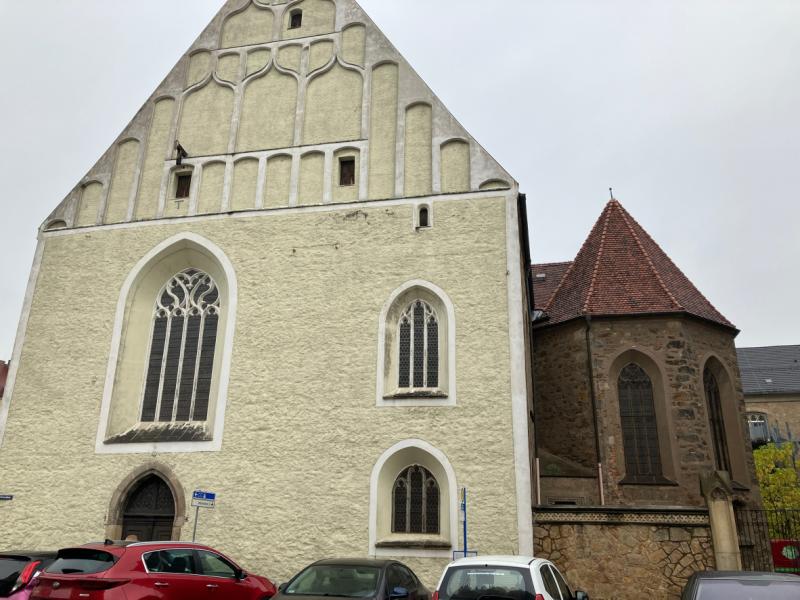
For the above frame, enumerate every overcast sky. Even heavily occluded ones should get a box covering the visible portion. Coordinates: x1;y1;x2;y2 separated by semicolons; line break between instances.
1;0;798;359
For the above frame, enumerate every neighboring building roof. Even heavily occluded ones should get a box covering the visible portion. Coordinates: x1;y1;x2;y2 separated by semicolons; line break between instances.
737;345;800;395
0;360;8;399
531;199;735;330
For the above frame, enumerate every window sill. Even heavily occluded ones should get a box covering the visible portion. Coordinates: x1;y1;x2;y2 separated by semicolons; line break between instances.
384;390;448;400
104;422;211;444
619;476;679;486
376;536;451;550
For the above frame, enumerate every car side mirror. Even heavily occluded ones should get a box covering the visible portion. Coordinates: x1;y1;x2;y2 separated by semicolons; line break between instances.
574;591;589;600
235;569;247;580
390;587;410;600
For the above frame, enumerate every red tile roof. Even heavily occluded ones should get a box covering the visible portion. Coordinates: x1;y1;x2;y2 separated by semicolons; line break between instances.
532;200;735;330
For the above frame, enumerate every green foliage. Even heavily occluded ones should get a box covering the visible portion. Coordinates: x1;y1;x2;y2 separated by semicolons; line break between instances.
753;442;800;511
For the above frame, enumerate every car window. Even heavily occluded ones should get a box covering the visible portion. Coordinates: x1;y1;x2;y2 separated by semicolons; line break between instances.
45;549;116;575
397;565;418;590
197;551;237;578
387;565;405;592
440;566;533;600
285;565;382;598
696;579;800;600
549;566;572;600
0;558;30;596
539;566;561;600
143;549;197;575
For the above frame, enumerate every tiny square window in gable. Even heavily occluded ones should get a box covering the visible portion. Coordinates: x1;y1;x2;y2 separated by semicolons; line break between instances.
339;157;356;186
175;173;192;199
289;10;303;29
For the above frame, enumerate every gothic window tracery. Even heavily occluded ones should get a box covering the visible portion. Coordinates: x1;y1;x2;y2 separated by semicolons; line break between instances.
618;363;663;481
392;465;440;534
398;300;439;389
141;269;220;423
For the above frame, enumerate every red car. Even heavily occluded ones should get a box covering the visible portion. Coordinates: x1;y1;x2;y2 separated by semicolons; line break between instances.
31;541;276;600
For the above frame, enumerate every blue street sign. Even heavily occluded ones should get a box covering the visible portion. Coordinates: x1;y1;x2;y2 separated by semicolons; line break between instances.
0;495;13;501
192;490;216;509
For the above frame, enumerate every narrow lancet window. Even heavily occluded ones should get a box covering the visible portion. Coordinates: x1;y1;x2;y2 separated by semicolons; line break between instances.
618;363;663;481
704;368;731;473
289;10;303;29
141;269;220;423
398;300;439;389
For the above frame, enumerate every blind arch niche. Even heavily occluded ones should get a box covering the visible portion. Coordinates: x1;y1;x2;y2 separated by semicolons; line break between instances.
96;233;237;454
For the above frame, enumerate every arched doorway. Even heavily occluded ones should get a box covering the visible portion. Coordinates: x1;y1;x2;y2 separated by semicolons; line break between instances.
121;475;176;541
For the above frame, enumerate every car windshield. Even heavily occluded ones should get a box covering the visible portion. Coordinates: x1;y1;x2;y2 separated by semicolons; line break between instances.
45;549;116;575
440;566;533;600
697;579;800;600
284;565;382;598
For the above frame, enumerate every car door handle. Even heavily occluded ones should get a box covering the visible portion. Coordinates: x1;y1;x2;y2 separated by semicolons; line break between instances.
207;583;219;588
154;582;170;587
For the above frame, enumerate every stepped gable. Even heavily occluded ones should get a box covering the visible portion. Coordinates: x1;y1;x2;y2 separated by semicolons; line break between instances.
42;0;514;231
536;199;735;330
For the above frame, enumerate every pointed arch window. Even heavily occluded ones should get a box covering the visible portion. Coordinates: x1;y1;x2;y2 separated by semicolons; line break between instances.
704;368;731;473
392;466;440;534
618;363;663;481
398;300;439;389
141;269;220;423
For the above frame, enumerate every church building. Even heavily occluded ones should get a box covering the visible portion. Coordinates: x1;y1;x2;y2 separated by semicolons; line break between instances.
0;0;533;585
0;1;763;598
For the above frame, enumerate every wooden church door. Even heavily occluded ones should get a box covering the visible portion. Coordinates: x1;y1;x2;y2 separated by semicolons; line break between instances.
121;475;175;541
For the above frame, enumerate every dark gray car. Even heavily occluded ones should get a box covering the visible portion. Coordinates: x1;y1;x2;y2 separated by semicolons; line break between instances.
681;571;800;600
274;559;431;600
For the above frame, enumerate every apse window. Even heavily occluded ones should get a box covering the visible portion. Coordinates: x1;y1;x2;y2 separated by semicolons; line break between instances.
175;173;192;199
339;157;356;186
289;10;303;29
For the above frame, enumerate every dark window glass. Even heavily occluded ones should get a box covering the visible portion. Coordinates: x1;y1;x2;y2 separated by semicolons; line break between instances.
0;558;29;596
197;551;236;578
550;566;572;600
141;269;220;424
46;550;116;575
397;300;439;390
339;158;356;186
696;579;800;600
748;413;769;446
440;566;532;600
392;465;439;534
176;173;192;199
143;549;196;574
618;363;663;480
539;566;561;600
704;369;731;472
419;207;429;227
289;10;302;29
285;565;381;598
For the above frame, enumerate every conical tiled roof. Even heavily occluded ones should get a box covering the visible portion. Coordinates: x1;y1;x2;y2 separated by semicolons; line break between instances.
533;199;735;330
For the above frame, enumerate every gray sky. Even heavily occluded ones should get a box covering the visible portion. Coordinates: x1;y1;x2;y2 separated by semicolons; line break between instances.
1;0;798;359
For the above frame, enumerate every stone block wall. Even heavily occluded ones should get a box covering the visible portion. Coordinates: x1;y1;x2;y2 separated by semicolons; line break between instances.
534;315;762;510
534;508;715;600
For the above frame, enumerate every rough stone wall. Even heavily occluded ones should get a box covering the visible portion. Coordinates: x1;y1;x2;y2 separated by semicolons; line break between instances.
534;521;715;600
533;321;598;473
745;394;800;441
0;195;520;587
534;315;761;510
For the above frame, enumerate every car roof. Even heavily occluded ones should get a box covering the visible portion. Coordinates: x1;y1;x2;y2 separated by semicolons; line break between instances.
446;555;538;568
692;571;800;582
311;558;397;568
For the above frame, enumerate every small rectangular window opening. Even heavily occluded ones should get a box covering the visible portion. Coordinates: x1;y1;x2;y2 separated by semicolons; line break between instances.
175;173;192;199
339;157;356;186
418;206;430;228
289;10;303;29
